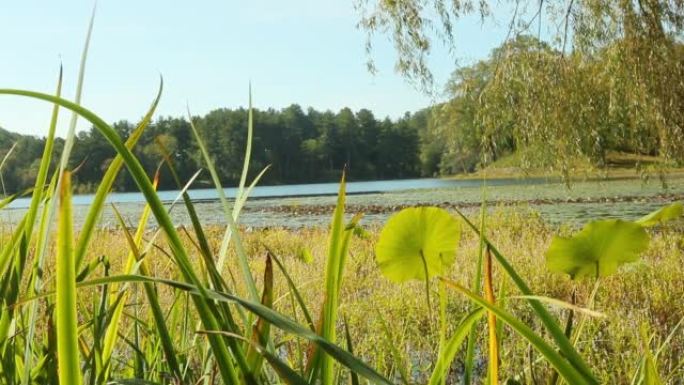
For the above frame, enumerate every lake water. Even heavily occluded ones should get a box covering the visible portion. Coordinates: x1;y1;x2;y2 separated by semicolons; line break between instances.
2;175;683;229
7;177;551;208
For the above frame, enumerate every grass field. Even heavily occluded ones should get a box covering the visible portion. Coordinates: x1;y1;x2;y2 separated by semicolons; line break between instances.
17;207;678;384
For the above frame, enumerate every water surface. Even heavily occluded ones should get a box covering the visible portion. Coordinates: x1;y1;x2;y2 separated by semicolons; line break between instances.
2;176;682;229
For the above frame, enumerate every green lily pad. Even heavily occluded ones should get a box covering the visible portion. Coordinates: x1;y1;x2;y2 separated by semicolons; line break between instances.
375;207;460;283
546;219;649;279
635;202;683;227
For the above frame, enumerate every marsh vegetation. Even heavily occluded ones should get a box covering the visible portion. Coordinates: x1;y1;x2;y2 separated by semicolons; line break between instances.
1;1;684;384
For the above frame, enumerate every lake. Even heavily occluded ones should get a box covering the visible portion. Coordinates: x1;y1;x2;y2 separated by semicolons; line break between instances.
2;175;683;229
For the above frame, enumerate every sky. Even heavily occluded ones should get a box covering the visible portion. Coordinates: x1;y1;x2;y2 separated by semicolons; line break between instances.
0;1;512;137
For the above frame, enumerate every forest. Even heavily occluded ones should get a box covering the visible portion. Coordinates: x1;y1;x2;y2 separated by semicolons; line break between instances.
0;105;427;193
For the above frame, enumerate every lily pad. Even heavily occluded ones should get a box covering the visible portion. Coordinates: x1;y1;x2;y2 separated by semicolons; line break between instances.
635;202;683;227
546;219;649;279
375;207;460;283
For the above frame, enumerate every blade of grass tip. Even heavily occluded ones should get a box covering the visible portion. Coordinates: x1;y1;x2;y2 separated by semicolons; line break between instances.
0;142;17;196
234;165;270;216
216;87;263;263
74;79;163;270
0;90;241;385
0;189;30;211
464;199;486;385
245;253;274;376
336;213;363;294
51;2;95;218
428;307;486;385
319;171;347;385
484;247;499;385
453;208;598;384
32;5;96;324
236;83;253;208
21;65;63;385
55;171;82;385
441;278;592;385
187;107;259;303
24;65;62;243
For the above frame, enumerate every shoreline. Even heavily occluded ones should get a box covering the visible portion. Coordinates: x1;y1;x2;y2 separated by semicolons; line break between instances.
447;166;684;181
246;191;684;216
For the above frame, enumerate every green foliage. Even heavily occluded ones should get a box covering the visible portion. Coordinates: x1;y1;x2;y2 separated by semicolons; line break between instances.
375;206;460;283
547;202;683;281
546;219;650;279
636;202;683;227
442;279;595;385
358;0;684;176
0;106;427;194
55;171;82;385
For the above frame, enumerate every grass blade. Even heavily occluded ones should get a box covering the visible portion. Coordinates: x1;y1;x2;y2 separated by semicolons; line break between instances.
453;208;598;384
245;253;274;375
100;168;161;380
265;247;315;331
428;307;485;385
484;247;499;384
21;64;63;385
320;171;347;385
0;142;17;196
55;171;82;385
188;106;259;302
0;88;240;385
199;331;309;385
109;204;182;381
464;198;486;385
74;80;162;269
31;273;394;385
343;318;360;385
441;278;592;385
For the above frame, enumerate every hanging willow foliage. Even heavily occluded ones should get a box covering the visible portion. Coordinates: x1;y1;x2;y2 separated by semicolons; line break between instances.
356;0;684;176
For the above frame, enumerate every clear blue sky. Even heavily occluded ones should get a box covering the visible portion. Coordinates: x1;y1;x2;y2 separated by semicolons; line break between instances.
0;1;511;137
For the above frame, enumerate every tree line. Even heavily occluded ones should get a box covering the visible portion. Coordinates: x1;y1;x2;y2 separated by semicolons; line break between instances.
0;106;430;194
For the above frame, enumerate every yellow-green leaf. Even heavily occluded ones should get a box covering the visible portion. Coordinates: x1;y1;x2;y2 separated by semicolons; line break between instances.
636;202;683;227
375;207;460;283
546;219;649;279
